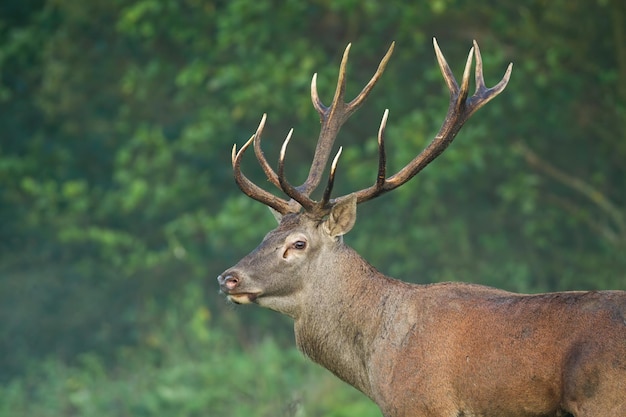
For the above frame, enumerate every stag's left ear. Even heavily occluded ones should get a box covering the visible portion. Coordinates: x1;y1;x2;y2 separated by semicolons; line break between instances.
323;194;357;237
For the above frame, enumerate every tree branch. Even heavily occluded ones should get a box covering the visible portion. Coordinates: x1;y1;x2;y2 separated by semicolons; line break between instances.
514;141;626;241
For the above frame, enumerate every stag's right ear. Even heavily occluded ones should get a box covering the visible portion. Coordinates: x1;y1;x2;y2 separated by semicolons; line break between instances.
269;207;283;224
323;194;357;237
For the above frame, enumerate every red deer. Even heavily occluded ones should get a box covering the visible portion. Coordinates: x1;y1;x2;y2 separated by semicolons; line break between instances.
217;39;626;417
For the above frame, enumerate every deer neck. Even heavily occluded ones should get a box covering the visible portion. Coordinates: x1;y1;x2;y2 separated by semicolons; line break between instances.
293;243;410;398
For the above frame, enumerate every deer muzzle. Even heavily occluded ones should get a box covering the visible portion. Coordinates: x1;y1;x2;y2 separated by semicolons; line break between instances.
217;272;260;304
217;273;240;291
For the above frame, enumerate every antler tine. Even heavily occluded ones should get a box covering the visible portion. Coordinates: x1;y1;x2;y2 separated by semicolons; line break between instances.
468;40;513;112
347;43;395;114
310;44;352;122
252;114;281;189
232;136;294;214
351;38;512;204
320;147;343;209
376;109;389;188
457;45;474;110
277;129;317;212
328;109;388;207
300;42;396;196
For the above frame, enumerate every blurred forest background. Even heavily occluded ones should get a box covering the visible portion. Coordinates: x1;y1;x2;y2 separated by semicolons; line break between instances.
1;0;625;416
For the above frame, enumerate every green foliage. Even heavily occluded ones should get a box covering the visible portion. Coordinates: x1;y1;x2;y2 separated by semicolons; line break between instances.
0;285;380;417
0;0;625;413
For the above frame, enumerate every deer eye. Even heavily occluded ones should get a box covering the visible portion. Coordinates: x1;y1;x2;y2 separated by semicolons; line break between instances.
292;240;307;250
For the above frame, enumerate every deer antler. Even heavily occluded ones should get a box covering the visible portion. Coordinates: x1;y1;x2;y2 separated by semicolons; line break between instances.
347;39;513;205
232;39;512;216
233;42;394;215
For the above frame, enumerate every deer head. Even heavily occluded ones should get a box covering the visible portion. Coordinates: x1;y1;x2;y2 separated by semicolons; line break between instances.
218;39;512;318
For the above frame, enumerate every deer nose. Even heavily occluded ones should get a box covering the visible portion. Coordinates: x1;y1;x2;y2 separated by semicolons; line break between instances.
217;273;240;291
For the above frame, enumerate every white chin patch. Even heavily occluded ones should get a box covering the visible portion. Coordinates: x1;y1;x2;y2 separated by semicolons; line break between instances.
228;294;255;304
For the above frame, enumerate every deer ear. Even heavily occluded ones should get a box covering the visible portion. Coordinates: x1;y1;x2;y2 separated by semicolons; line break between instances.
323;194;357;237
269;207;283;224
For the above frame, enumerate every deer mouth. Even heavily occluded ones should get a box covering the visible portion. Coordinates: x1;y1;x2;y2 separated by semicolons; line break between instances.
227;292;260;304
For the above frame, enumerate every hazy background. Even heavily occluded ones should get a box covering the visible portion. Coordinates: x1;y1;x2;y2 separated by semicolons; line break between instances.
1;0;624;415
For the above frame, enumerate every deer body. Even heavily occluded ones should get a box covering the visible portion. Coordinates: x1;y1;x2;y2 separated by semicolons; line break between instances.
218;40;626;416
223;211;626;416
300;274;626;417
